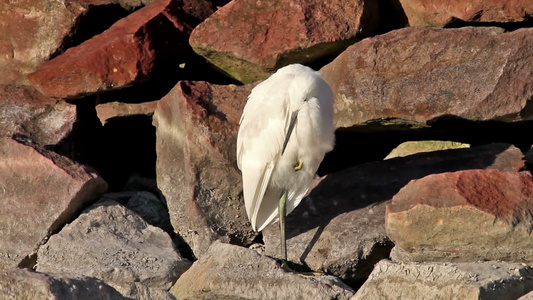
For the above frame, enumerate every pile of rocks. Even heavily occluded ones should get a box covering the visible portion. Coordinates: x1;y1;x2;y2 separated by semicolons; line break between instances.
1;0;533;299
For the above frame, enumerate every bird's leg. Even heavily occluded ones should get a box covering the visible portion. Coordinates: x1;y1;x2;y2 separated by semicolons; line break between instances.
293;159;303;171
279;190;290;271
278;190;323;277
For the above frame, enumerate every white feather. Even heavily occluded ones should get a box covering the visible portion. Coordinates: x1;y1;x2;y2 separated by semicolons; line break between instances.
237;64;335;232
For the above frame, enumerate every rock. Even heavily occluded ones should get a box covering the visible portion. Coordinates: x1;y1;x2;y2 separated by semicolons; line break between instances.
352;260;533;300
0;0;151;86
170;241;354;300
399;0;533;27
386;169;533;263
189;0;379;83
36;200;190;290
114;283;177;300
263;143;524;284
0;268;126;300
96;101;158;125
28;0;215;99
126;191;174;233
0;85;76;145
385;140;470;159
153;81;255;258
520;290;533;300
321;27;533;129
0;135;107;270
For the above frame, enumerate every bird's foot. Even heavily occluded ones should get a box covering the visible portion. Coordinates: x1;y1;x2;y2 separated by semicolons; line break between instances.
280;260;323;277
293;159;303;171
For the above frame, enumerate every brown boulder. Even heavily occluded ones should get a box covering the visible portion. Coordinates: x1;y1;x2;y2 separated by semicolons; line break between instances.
399;0;533;27
386;169;533;263
28;0;215;99
0;85;76;145
321;27;533;129
0;135;107;270
189;0;379;83
153;81;255;258
263;143;524;284
96;101;158;125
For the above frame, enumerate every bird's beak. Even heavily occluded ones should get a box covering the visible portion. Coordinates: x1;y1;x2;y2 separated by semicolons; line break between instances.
281;111;298;156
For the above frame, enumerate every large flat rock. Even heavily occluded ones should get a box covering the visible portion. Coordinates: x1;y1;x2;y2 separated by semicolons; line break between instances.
0;135;107;270
190;0;378;83
171;241;354;300
352;260;533;300
321;27;533;129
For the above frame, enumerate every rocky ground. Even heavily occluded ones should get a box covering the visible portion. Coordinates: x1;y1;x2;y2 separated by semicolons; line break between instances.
1;0;533;299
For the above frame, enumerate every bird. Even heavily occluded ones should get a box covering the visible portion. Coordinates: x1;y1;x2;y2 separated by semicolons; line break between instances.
236;63;335;270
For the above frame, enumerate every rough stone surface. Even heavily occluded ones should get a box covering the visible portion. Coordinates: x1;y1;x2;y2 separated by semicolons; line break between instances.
0;0;152;86
352;260;533;300
153;81;255;258
0;268;126;300
171;241;354;300
0;85;76;145
386;169;533;263
0;135;107;270
0;0;83;85
321;27;533;129
399;0;533;27
385;140;470;159
113;283;177;300
28;0;215;99
96;101;158;125
190;0;379;83
520;290;533;300
36;200;190;290
263;143;524;283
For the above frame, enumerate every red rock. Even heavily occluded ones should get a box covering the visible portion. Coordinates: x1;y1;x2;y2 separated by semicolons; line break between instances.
189;0;379;83
0;85;76;145
0;136;107;270
386;169;533;263
28;0;215;99
321;27;533;129
153;81;255;258
0;0;151;86
399;0;533;27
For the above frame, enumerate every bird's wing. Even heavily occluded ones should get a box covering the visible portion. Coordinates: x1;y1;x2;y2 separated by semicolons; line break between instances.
237;73;295;231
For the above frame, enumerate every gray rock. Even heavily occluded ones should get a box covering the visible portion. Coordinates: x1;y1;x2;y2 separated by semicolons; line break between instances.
114;283;177;300
171;241;354;300
0;135;107;270
520;290;533;300
36;200;191;290
0;268;126;300
263;143;524;283
352;260;533;300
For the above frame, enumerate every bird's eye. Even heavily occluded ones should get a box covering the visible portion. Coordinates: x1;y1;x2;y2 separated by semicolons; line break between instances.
303;98;309;102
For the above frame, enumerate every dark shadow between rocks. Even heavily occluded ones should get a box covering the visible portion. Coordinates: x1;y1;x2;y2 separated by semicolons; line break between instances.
443;17;533;32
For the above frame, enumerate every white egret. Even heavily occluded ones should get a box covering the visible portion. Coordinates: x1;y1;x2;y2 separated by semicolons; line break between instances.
237;64;335;270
